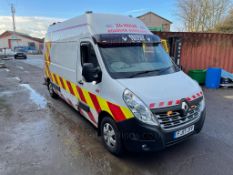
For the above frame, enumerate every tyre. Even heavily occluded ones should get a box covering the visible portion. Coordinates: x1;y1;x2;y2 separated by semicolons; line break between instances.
48;81;58;99
101;117;123;156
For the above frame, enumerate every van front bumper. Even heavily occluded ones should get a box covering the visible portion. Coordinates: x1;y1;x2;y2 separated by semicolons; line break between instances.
117;109;206;152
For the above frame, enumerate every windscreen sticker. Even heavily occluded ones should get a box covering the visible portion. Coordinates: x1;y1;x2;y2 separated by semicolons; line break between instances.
143;43;154;53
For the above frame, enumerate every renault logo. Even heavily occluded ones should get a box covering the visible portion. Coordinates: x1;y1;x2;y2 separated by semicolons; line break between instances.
181;101;189;116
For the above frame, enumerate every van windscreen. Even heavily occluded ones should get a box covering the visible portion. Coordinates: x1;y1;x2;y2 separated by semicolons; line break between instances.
98;42;179;79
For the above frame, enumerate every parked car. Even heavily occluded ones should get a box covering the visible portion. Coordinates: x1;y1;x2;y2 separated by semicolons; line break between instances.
14;47;27;59
0;48;15;57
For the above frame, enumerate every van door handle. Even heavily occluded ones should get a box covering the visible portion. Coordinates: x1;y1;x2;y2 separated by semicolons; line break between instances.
78;80;84;85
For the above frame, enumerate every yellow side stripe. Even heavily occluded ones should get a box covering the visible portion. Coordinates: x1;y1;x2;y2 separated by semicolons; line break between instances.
120;106;133;119
63;79;70;93
55;74;62;88
82;89;95;110
71;82;80;100
96;96;114;117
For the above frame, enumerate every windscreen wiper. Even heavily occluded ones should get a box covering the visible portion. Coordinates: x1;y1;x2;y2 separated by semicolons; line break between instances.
127;67;171;78
128;70;160;78
157;66;171;74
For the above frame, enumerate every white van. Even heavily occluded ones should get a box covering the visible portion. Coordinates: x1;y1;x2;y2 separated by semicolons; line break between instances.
44;12;206;155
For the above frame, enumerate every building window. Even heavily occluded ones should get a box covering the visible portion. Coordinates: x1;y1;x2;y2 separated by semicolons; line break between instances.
28;42;36;49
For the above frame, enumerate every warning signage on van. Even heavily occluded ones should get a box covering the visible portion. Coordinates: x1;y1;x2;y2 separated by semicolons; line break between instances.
106;23;149;34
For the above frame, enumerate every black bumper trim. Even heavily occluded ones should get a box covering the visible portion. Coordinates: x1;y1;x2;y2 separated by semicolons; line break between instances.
117;109;206;152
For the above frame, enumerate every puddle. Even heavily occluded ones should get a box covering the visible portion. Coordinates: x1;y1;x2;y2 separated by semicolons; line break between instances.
7;77;21;82
20;84;47;109
15;77;21;81
0;91;15;97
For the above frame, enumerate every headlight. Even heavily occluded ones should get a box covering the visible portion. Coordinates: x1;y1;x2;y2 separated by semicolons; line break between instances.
123;89;158;126
200;96;205;111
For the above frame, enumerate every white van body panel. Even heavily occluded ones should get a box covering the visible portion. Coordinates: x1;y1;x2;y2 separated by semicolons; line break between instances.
117;71;202;107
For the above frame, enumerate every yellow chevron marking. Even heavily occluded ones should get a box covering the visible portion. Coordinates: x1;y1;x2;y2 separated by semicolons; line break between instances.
47;42;51;50
63;79;70;92
45;69;49;78
45;46;49;61
120;106;133;119
82;89;95;110
71;82;80;100
55;74;62;87
52;73;57;85
49;70;55;82
97;96;113;117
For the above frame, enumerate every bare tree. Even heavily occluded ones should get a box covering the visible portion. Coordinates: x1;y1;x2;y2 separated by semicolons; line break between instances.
214;8;233;33
176;0;230;32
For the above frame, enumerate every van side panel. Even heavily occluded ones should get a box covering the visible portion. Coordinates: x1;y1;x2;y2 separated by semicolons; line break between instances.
50;41;77;83
44;42;133;127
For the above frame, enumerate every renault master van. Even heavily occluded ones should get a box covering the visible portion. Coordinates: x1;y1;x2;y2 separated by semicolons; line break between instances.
44;12;206;155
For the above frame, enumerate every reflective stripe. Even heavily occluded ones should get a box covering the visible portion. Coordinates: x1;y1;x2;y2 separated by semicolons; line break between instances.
107;102;126;122
59;77;66;89
52;73;58;85
71;82;80;100
55;74;62;87
66;81;74;95
97;96;113;117
87;111;96;124
120;106;133;119
82;89;95;110
76;86;86;102
89;92;101;113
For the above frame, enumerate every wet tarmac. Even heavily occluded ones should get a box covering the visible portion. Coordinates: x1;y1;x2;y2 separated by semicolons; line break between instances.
0;57;233;175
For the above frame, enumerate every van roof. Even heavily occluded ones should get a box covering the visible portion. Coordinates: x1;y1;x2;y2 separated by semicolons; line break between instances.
46;13;152;41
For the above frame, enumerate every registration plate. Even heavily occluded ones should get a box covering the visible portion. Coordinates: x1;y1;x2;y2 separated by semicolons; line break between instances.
174;125;194;139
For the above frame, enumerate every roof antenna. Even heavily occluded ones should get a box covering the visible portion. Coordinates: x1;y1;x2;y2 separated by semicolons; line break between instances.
86;11;93;14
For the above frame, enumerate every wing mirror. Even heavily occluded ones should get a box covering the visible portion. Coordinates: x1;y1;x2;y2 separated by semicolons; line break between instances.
82;63;102;83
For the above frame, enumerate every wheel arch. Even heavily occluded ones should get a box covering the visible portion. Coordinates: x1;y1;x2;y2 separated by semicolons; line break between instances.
97;111;114;136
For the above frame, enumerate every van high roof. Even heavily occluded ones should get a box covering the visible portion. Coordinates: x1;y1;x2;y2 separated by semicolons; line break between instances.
46;13;152;41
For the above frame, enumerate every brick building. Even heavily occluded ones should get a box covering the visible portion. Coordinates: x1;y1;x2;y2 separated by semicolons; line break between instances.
137;12;172;32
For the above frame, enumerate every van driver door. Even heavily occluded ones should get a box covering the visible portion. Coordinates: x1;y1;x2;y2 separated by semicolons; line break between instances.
76;38;102;125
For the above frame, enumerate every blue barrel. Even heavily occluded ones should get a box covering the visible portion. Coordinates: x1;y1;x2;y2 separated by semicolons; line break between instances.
205;68;222;88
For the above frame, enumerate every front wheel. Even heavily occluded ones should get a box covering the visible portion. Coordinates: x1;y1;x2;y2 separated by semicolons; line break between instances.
101;117;123;156
48;81;58;99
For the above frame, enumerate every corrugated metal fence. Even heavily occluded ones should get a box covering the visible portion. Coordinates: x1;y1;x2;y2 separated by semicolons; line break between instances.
153;32;233;73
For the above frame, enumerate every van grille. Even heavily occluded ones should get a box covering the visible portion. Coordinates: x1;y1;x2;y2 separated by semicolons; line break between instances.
154;104;201;130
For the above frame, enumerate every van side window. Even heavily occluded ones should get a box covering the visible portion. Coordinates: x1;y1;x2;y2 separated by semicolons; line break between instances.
81;42;98;67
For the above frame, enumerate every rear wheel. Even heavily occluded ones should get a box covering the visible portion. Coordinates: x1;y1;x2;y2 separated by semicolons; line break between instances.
48;81;58;98
101;117;123;156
